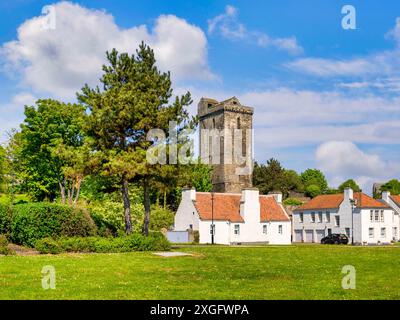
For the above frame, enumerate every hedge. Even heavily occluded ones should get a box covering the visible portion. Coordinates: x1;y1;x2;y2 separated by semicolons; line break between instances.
0;204;12;236
35;232;171;254
0;234;15;255
11;203;97;247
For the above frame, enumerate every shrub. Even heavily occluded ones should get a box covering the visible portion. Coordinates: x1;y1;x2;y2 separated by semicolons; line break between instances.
34;238;63;254
283;198;304;206
0;204;12;237
11;203;97;247
305;185;321;198
89;201;144;236
0;234;14;255
149;205;174;231
35;232;171;254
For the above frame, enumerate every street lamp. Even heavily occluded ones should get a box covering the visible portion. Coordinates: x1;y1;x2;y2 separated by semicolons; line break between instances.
349;198;356;245
211;192;215;245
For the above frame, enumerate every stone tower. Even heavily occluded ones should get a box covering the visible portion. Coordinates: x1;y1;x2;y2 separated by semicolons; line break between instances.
198;97;254;193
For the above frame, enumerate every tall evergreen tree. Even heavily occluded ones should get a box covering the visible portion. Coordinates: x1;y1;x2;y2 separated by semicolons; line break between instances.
78;44;194;235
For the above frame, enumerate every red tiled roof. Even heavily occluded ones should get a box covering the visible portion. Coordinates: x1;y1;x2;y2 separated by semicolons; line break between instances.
354;193;389;209
194;193;289;222
296;192;389;211
259;196;290;222
391;195;400;207
194;193;244;222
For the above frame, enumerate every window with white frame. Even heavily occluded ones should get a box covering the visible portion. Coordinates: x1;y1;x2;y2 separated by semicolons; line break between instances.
374;210;379;222
311;212;316;223
326;211;330;223
318;212;323;223
234;224;240;235
380;210;384;222
370;210;374;222
369;228;374;238
381;227;386;238
278;225;283;234
393;227;398;238
335;215;340;227
263;225;267;234
299;212;304;223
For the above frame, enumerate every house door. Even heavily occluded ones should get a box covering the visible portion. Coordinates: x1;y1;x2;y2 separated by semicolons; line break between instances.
305;230;314;243
316;230;325;243
294;230;303;242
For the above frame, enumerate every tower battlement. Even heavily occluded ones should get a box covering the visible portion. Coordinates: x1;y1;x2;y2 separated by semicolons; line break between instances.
198;97;254;193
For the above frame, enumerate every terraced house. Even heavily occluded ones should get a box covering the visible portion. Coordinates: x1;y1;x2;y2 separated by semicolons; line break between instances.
293;188;399;245
174;188;291;245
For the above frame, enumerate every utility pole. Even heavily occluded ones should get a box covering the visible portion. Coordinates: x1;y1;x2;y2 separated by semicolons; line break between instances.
211;192;215;245
350;198;356;245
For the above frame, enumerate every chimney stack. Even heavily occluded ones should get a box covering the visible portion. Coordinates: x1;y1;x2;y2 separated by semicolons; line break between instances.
382;191;391;203
182;187;196;202
268;191;283;204
344;187;354;202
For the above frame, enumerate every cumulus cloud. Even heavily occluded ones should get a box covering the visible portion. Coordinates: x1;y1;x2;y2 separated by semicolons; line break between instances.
316;141;399;191
207;5;303;55
0;92;37;142
0;1;214;99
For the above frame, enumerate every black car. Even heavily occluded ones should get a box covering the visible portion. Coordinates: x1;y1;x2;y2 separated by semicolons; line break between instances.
321;233;349;245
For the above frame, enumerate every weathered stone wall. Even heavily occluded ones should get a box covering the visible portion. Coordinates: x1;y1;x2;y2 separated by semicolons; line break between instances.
198;97;254;193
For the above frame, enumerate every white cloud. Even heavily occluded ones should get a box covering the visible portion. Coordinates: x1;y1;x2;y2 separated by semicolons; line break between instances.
0;1;214;100
207;5;303;55
316;141;399;191
0;92;37;142
286;18;400;78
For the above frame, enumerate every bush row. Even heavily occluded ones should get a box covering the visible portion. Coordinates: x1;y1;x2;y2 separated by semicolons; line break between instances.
35;232;171;254
0;203;97;247
0;234;15;255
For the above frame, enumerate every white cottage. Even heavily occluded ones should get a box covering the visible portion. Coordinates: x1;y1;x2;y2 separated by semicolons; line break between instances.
293;188;398;245
174;188;291;245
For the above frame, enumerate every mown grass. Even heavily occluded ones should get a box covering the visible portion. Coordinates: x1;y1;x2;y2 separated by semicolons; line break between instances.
0;245;399;300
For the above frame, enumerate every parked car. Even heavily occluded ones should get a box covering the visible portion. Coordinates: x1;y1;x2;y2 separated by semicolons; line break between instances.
321;234;349;245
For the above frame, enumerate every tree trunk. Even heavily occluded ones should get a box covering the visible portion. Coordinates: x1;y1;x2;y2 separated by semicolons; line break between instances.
121;176;132;234
59;180;66;205
163;189;167;209
73;177;82;207
142;177;151;236
69;182;75;207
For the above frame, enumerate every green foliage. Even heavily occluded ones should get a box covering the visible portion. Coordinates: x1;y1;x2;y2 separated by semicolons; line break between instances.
35;233;170;254
283;198;304;206
0;146;6;192
0;235;14;255
11;203;97;247
77;44;196;235
338;179;361;192
149;205;174;231
301;169;328;194
253;159;303;197
89;200;144;236
381;179;400;196
325;188;339;195
0;203;12;237
305;185;322;198
14;100;87;201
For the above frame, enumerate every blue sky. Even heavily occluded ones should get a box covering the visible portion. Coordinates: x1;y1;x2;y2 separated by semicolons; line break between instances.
0;0;399;192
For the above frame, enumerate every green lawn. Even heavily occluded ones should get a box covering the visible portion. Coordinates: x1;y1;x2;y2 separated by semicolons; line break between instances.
0;245;399;300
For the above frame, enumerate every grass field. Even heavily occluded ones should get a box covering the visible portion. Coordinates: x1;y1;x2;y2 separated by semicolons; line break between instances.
0;245;399;300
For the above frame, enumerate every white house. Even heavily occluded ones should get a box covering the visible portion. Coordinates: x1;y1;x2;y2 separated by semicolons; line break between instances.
293;188;399;245
174;188;291;245
381;191;400;216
